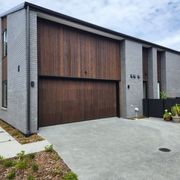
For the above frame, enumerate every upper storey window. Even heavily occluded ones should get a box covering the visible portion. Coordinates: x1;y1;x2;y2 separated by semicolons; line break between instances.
2;30;7;57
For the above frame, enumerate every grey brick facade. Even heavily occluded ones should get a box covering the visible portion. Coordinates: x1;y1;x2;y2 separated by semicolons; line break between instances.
29;10;38;133
165;52;180;97
0;9;28;134
121;40;143;118
148;48;158;99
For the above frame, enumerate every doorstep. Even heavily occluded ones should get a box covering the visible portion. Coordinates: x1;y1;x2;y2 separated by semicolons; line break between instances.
0;127;50;158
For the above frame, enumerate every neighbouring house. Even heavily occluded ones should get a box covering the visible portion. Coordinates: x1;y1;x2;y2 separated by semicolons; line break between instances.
0;2;180;135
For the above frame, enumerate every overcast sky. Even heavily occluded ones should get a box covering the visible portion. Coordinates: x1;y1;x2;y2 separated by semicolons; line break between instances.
0;0;180;51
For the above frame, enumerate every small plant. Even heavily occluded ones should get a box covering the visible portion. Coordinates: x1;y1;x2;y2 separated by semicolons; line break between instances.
0;155;4;164
6;170;16;180
171;104;180;122
163;109;172;121
45;144;53;152
171;104;180;116
63;172;78;180
27;153;35;160
27;174;34;180
17;150;25;160
160;91;167;99
15;160;27;169
3;159;14;167
32;163;39;172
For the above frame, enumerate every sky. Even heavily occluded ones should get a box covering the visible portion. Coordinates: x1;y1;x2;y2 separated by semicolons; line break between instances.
0;0;180;51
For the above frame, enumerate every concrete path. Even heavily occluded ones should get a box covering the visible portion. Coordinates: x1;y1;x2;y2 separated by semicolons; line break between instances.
39;117;180;180
0;127;50;158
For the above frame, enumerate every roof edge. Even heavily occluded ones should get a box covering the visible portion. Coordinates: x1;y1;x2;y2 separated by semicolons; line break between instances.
1;1;180;55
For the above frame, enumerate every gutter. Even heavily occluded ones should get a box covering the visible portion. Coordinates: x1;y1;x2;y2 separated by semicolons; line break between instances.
26;5;31;136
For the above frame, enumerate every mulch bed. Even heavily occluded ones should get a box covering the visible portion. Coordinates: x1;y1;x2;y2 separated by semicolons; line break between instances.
0;150;73;180
0;119;44;144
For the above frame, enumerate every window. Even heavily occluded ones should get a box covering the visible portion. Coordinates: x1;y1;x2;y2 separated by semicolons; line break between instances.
2;80;7;108
2;30;7;57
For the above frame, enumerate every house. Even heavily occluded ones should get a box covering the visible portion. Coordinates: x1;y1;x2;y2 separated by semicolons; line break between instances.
0;2;180;135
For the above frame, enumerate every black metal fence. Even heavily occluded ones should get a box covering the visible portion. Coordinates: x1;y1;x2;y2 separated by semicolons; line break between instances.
143;98;180;118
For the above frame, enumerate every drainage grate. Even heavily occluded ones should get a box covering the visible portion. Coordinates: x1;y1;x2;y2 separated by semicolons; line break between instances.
159;148;171;152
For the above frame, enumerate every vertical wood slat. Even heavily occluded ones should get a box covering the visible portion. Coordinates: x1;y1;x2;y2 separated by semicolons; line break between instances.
37;18;121;80
143;47;148;81
157;51;162;82
39;78;117;127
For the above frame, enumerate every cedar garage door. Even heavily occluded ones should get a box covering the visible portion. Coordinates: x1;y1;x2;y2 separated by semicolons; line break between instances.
39;78;117;127
38;18;121;127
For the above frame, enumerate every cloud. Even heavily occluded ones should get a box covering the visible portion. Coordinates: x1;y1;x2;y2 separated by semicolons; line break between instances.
156;31;180;50
0;0;180;51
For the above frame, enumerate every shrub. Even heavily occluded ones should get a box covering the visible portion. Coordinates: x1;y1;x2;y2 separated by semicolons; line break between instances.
0;155;4;164
163;109;172;121
16;151;25;160
32;163;39;172
45;144;53;152
160;91;167;99
0;155;4;160
27;174;34;180
63;172;78;180
6;170;16;180
171;104;180;116
27;153;35;160
15;160;27;169
3;159;14;167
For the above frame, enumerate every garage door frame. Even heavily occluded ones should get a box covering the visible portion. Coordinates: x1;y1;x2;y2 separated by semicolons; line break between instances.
38;76;120;127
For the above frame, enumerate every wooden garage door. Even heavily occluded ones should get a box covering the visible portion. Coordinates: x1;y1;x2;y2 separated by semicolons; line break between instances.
39;78;117;127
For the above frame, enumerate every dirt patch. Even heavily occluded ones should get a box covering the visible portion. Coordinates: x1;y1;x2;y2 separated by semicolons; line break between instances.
0;119;43;144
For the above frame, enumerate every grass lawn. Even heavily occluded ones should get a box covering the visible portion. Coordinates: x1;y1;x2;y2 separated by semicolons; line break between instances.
0;119;43;144
0;145;78;180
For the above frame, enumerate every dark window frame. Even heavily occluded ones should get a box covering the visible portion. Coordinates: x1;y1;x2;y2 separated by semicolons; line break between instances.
2;80;7;108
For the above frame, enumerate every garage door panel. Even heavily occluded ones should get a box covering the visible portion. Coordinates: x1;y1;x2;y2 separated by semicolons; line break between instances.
39;78;117;127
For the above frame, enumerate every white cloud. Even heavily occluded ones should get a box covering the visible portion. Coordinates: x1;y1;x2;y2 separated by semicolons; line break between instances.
0;0;180;51
156;31;180;50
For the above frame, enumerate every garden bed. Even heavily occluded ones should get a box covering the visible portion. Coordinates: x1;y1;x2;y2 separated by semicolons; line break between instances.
0;147;78;180
0;119;43;144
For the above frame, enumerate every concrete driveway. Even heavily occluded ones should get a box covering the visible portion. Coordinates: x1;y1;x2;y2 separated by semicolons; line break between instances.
39;117;180;180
